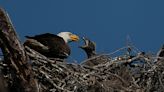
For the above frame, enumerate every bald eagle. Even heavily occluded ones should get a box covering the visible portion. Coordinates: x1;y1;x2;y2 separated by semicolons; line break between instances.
80;37;110;67
24;32;79;59
80;37;96;58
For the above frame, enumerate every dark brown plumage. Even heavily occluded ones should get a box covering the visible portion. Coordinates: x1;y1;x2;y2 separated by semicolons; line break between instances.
80;37;110;66
24;33;70;59
159;44;164;57
80;37;96;58
156;44;164;61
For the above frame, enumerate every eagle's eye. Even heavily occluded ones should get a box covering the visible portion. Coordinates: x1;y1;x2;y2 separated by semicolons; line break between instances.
68;33;72;36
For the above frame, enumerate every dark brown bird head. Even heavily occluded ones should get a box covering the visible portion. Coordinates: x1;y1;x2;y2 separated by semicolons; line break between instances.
79;37;96;58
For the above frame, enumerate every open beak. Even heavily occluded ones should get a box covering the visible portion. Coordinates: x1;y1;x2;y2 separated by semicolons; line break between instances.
70;34;79;41
79;37;88;48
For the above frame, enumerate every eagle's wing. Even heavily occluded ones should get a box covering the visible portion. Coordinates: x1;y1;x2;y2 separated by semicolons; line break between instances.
25;33;70;58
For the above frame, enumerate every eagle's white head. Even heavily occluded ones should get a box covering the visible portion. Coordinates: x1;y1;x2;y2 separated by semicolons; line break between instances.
57;32;79;43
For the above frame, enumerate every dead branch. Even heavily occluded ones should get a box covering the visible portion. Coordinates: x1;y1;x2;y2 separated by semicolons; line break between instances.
0;8;38;92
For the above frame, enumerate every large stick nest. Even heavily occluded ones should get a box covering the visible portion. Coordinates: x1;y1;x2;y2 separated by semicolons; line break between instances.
23;46;164;92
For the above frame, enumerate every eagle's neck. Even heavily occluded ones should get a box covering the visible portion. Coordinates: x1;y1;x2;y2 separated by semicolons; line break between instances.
83;50;96;58
57;34;69;43
61;37;69;43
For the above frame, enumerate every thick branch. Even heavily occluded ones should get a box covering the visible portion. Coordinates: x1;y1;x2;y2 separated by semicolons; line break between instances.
0;8;38;92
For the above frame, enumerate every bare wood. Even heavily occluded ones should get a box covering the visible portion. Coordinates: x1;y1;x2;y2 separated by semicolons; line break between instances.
0;8;38;92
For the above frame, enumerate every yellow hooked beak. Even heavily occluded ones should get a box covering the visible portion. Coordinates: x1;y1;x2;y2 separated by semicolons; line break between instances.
70;34;79;41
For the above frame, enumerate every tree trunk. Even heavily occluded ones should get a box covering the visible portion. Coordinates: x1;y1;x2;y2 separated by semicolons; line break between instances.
0;8;38;92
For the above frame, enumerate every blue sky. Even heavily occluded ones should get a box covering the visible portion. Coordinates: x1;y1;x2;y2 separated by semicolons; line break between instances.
0;0;164;62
